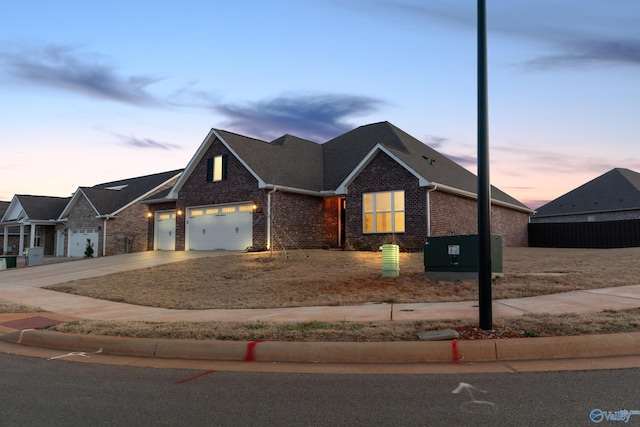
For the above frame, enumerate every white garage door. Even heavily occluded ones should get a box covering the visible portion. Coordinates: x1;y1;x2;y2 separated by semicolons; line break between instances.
69;229;99;257
187;204;253;250
155;211;176;250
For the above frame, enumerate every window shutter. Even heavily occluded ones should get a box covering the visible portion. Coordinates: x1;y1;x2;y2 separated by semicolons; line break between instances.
206;158;213;182
221;154;228;180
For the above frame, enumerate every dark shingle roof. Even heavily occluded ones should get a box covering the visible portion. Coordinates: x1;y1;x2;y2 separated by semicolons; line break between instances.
217;130;324;191
76;169;182;216
187;122;529;210
323;122;528;208
534;168;640;217
0;201;9;217
16;195;70;220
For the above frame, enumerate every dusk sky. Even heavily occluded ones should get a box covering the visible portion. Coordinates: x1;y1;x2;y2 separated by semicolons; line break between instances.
2;1;639;209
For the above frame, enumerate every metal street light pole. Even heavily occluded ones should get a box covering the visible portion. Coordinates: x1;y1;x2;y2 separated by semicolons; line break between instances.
478;0;493;330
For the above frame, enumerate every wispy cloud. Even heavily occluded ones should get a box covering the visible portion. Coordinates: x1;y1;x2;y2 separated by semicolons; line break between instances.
354;1;640;70
216;93;384;141
113;133;180;150
0;43;161;104
526;39;640;69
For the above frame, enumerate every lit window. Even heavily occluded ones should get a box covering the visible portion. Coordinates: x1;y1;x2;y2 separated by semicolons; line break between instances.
190;210;203;217
362;191;405;233
222;207;236;213
238;205;254;212
207;155;228;182
206;208;219;215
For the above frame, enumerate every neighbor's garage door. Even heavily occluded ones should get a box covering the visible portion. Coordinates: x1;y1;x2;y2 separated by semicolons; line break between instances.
69;229;99;257
155;210;176;250
186;204;253;250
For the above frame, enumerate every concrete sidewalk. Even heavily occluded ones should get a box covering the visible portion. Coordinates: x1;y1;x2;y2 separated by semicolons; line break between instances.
1;251;640;366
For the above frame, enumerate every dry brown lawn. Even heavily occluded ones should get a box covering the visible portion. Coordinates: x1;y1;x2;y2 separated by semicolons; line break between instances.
21;247;640;341
45;247;640;310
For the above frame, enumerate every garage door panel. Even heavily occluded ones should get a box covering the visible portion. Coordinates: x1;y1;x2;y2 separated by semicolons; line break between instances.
69;229;99;257
156;211;176;250
187;204;252;250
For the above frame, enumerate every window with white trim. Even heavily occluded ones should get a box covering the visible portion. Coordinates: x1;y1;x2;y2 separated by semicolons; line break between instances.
363;191;405;233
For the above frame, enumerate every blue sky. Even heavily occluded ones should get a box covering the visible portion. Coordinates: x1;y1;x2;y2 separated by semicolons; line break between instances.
1;0;639;208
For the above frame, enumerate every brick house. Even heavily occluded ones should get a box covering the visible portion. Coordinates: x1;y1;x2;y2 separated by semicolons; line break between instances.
1;195;69;255
55;170;182;257
146;122;533;252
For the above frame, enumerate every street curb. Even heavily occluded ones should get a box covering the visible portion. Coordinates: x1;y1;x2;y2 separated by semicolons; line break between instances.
2;330;640;363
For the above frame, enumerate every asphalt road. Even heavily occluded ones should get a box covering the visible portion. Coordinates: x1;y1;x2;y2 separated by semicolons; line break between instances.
1;353;639;426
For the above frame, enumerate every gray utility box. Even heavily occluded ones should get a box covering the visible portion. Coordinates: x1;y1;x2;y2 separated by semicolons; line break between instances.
25;247;45;266
424;235;503;280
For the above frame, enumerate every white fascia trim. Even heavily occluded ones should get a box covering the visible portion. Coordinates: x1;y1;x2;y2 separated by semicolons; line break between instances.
334;144;430;194
1;196;24;222
58;189;100;220
167;129;266;199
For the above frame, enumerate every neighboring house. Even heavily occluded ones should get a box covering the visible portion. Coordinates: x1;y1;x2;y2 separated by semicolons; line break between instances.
56;169;182;257
145;121;533;252
0;201;22;254
1;170;182;257
529;168;640;248
1;195;70;255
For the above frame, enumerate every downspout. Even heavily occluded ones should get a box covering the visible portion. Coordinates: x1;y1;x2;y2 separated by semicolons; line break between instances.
103;218;107;257
425;184;438;238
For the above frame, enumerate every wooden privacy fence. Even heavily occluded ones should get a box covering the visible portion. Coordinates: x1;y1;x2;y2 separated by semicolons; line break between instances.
528;219;640;248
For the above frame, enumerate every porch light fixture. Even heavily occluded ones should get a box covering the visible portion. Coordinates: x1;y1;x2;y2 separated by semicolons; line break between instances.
177;209;183;216
147;212;153;218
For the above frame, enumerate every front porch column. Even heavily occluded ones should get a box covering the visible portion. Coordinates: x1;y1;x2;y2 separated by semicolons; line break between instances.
2;226;7;254
19;225;25;254
29;224;36;248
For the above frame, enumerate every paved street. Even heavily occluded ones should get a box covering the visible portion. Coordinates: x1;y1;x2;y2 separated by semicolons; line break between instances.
2;353;639;426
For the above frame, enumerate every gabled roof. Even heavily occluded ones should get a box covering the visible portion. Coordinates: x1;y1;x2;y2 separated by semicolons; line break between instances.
1;195;70;223
325;122;528;210
534;168;640;217
167;121;531;212
59;169;182;219
220;130;324;191
168;129;325;198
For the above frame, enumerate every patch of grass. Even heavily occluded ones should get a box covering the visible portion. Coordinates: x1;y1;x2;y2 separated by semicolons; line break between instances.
46;308;640;342
0;299;45;313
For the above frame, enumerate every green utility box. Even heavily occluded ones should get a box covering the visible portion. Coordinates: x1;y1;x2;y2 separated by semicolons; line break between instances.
0;255;18;268
424;235;503;280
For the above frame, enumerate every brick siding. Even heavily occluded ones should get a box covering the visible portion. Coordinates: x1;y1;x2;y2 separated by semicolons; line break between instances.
430;190;529;246
345;152;427;250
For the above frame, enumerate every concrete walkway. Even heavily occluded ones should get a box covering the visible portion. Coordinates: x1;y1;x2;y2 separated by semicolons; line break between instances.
1;251;639;369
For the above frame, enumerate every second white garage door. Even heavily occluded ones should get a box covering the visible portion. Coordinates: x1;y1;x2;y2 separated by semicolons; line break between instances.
69;229;99;257
186;204;253;250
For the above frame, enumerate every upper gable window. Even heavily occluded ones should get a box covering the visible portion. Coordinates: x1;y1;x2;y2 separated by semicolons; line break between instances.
206;155;228;182
363;191;405;233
